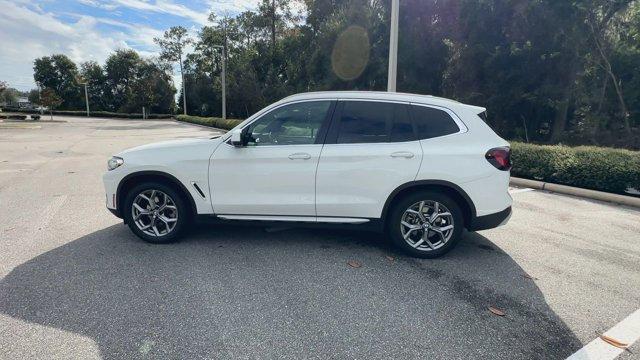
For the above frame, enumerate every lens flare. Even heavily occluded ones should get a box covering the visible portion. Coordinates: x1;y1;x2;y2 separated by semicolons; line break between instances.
331;25;370;81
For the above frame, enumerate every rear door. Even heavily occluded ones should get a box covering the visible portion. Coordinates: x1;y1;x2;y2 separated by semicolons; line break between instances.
315;100;423;219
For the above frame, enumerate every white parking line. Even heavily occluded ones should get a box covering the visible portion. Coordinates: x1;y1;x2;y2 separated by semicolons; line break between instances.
566;308;640;360
509;187;534;194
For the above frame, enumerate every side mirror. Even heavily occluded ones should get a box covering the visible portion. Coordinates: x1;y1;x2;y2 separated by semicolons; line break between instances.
230;129;244;147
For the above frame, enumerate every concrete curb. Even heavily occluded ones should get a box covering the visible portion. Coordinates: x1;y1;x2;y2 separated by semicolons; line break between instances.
510;177;640;208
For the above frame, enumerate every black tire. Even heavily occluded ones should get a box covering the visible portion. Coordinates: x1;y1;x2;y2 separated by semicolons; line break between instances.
123;182;191;244
387;191;464;258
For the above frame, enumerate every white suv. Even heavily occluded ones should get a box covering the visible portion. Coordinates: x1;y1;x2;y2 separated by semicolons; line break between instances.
103;91;512;258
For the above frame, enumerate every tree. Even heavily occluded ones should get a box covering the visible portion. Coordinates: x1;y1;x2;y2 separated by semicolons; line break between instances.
27;89;40;106
0;87;19;106
33;54;82;109
125;60;176;114
26;1;640;148
155;26;192;115
40;88;62;120
104;49;142;112
583;0;636;133
80;61;107;111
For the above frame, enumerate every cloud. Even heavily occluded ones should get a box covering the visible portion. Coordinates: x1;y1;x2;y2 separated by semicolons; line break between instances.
110;0;209;25
0;0;161;90
0;0;264;91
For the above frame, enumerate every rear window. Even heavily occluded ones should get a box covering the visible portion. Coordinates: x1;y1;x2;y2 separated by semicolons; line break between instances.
335;101;415;144
412;105;460;140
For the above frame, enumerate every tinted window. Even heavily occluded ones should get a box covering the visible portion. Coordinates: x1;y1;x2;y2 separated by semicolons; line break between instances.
246;101;331;146
390;104;415;142
337;101;391;143
412;105;460;140
335;101;415;144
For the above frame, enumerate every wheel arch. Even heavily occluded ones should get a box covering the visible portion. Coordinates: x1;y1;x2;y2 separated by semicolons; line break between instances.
116;171;198;219
381;180;477;229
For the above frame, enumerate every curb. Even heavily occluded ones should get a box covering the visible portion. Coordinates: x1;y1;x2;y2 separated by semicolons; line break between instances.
510;177;640;208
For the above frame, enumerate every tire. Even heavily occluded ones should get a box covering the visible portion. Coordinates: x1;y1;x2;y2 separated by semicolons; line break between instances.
387;191;464;258
123;182;191;244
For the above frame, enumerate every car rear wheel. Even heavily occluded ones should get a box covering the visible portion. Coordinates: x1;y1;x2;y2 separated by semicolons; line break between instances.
388;191;464;258
123;182;190;243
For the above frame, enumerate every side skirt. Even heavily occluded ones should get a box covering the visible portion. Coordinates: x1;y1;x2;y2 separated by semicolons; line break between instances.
195;215;385;233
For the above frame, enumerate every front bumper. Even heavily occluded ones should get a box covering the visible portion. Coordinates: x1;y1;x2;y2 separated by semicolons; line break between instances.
103;169;122;217
468;206;512;231
107;206;122;218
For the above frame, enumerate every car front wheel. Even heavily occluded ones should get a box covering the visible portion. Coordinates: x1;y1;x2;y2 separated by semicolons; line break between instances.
123;182;190;243
388;191;464;258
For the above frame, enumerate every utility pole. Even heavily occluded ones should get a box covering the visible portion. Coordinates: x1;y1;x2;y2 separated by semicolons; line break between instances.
38;85;43;115
83;83;89;117
180;52;187;115
387;0;399;92
213;45;227;120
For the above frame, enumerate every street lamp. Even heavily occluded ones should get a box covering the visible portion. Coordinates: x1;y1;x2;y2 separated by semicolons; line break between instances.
387;0;399;92
78;82;90;117
212;45;226;120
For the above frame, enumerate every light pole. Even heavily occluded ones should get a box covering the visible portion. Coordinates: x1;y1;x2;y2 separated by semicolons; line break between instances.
79;82;90;116
387;0;399;92
212;45;226;120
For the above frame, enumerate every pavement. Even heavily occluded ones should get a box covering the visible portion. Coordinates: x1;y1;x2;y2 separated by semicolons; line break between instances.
0;116;639;360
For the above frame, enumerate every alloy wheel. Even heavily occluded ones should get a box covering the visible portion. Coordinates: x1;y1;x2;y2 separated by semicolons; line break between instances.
131;189;178;237
400;200;455;251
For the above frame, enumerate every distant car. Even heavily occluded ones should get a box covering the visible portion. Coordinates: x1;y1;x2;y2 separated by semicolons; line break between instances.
103;91;512;258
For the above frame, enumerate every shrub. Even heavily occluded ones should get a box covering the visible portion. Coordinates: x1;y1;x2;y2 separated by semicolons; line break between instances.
511;142;640;194
1;107;172;119
175;115;243;130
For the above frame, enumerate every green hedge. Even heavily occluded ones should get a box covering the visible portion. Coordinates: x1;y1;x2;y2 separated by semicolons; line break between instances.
2;107;172;119
511;142;640;194
175;115;243;130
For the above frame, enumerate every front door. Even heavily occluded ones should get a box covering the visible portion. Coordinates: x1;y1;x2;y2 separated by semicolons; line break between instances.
210;100;335;217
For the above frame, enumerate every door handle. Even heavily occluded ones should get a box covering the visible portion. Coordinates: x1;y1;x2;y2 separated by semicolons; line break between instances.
288;152;312;160
390;151;415;159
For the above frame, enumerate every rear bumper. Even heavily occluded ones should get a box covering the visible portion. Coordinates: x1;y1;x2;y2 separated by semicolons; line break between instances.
468;206;511;231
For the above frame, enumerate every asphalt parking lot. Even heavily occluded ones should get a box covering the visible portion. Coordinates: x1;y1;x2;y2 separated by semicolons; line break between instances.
1;116;639;359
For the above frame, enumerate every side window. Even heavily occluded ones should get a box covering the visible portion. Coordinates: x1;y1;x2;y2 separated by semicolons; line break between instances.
335;101;415;144
245;101;331;146
390;104;415;142
412;105;460;140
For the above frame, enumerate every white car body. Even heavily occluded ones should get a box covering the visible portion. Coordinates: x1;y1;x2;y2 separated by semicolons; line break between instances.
104;91;512;238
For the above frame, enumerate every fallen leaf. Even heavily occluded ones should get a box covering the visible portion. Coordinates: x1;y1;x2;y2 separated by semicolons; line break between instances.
385;255;395;262
488;306;506;316
599;334;628;349
347;260;362;268
522;273;538;280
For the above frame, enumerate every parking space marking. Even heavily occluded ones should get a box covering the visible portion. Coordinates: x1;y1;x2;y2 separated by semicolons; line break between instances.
509;187;534;194
566;308;640;360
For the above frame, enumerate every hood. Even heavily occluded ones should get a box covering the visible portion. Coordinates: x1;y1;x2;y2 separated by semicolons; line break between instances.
117;137;223;156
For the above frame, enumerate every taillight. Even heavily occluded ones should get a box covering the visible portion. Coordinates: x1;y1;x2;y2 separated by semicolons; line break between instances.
485;147;511;171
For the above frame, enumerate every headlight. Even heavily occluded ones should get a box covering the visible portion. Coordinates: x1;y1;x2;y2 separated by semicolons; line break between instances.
107;156;124;171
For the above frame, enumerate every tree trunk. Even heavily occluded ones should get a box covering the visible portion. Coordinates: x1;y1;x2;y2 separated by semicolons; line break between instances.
596;76;608;113
611;76;631;132
550;98;570;143
589;21;631;133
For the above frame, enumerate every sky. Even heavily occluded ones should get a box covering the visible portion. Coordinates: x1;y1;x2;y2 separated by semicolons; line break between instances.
0;0;261;92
